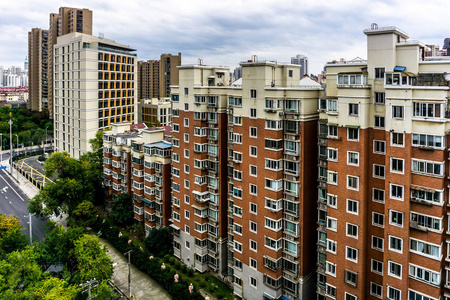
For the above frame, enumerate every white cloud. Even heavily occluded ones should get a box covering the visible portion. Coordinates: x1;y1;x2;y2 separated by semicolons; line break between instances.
1;0;450;73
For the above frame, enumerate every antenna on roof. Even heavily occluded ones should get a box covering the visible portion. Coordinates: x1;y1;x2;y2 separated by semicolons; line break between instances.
197;58;203;66
252;55;258;62
371;23;378;30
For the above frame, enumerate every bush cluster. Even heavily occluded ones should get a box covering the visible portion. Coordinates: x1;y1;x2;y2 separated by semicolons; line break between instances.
92;217;204;300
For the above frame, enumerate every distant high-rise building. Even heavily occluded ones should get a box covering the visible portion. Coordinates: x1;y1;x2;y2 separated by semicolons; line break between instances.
137;53;181;100
138;98;172;126
232;66;242;81
48;7;93;119
53;32;137;159
28;28;49;112
291;54;308;78
24;57;28;71
443;38;450;56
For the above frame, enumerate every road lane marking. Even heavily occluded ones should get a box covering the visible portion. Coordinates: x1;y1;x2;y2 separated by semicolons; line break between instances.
0;172;26;202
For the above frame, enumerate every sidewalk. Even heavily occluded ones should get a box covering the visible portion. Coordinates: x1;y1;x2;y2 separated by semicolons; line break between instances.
98;237;172;300
1;159;39;200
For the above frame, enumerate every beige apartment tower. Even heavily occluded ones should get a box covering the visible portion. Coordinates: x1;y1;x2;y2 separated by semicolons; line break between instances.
48;7;93;119
53;32;137;159
28;28;49;112
137;53;181;100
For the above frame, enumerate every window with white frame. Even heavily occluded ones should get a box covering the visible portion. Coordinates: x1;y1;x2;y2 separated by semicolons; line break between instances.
392;106;404;119
327;194;337;208
409;264;440;286
264;236;282;251
265;217;282;231
250;127;257;138
326;284;336;298
388;261;402;278
411;188;443;205
249;221;257;233
249;165;257;176
328;171;338;185
250;203;257;214
412;159;444;176
389;236;403;253
347;128;359;140
250;146;257;157
325;262;336;276
413;102;443;118
347;176;358;190
412;133;444;149
328;148;337;161
346;223;358;238
372;236;384;251
347;199;358;214
390;158;404;173
234;241;243;253
250;184;257;195
250;276;257;288
370;282;382;298
347;151;359;165
391;132;404;146
373;188;385;203
371;259;383;274
327;239;337;254
184;118;189;127
373;140;385;153
327;217;337;231
250;108;257;118
374;116;385;128
411;212;442;231
374;92;385;104
389;210;403;227
390;184;404;200
373;165;385;178
250;89;257;99
372;212;384;227
265;159;282;171
265;179;282;191
346;246;358;262
387;286;401;300
328;125;338;138
348;103;359;116
249;240;257;251
410;238;441;259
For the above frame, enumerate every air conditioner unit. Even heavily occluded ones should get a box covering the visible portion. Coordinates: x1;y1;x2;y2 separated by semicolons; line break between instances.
279;112;285;116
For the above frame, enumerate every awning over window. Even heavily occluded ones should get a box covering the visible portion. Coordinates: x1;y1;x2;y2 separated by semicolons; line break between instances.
394;66;406;72
142;198;154;204
327;123;338;127
410;184;435;193
169;224;180;230
345;125;360;129
281;296;292;300
263;294;274;300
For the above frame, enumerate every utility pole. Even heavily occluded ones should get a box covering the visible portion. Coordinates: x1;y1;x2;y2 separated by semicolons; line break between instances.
0;133;2;164
80;278;98;300
124;250;132;297
8;112;13;175
24;213;34;244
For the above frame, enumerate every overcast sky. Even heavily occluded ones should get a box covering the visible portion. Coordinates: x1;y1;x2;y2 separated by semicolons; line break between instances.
1;0;449;74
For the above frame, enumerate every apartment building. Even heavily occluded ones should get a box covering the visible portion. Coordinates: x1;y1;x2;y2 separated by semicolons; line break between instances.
28;28;49;112
138;97;172;126
171;65;230;274
103;123;172;234
48;7;93;119
53;32;137;159
171;60;322;299
137;53;181;100
317;25;450;300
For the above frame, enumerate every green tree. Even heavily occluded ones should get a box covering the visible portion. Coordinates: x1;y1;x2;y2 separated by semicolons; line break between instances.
70;201;97;228
110;193;134;226
144;227;172;256
0;214;28;256
44;151;82;179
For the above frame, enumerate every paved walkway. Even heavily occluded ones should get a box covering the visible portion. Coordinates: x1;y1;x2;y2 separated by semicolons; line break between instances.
98;237;172;300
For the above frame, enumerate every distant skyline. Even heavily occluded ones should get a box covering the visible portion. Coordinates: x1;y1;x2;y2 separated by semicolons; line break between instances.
1;0;449;74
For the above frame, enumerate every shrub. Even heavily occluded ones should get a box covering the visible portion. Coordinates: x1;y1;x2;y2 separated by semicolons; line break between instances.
181;264;188;273
169;257;175;265
164;254;170;263
199;282;206;288
174;262;181;270
187;268;194;276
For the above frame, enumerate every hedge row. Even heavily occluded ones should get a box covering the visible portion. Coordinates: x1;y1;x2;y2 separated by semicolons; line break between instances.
92;217;204;300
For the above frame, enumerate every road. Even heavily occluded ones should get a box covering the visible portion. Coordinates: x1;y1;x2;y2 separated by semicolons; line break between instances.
0;169;46;242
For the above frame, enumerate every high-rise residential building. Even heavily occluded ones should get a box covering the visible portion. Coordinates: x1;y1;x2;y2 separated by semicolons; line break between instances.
137;53;181;100
103;123;172;233
170;60;322;299
28;28;49;112
48;7;93;119
53;32;137;159
138;97;172;126
291;54;309;78
316;25;450;300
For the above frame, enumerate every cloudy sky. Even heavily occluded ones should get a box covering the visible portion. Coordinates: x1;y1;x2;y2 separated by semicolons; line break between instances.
1;0;449;74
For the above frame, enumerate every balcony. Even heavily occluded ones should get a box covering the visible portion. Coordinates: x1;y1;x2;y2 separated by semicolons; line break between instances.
409;220;427;232
410;197;433;206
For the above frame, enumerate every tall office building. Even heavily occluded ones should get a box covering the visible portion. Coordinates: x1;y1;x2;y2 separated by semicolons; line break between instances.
291;54;309;78
48;7;93;119
317;25;450;300
53;32;137;159
28;28;49;112
170;60;322;299
137;53;181;100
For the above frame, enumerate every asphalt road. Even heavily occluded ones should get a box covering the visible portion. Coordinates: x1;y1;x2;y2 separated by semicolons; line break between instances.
0;169;46;242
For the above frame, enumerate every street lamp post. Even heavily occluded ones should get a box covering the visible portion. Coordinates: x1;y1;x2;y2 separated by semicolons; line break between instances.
0;133;2;164
8;113;13;175
15;134;18;153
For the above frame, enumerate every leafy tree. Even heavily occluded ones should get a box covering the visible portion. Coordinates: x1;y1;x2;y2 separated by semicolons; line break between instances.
110;193;134;226
70;201;97;228
73;234;113;282
44;152;82;179
0;214;28;256
144;227;172;256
